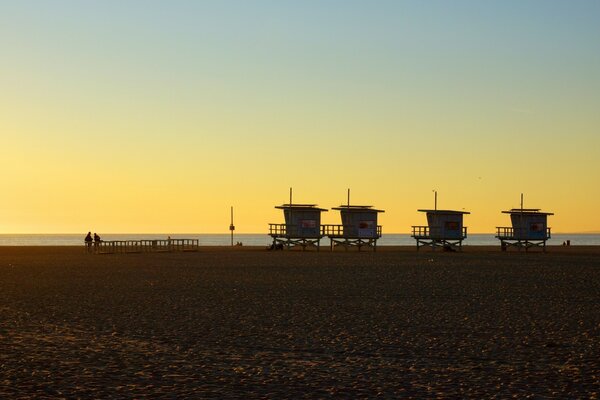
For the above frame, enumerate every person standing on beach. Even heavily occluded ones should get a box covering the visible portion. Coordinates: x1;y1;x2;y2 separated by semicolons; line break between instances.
93;233;101;252
85;232;93;253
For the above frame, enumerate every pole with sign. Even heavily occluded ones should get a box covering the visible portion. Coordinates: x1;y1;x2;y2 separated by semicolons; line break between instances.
229;206;235;246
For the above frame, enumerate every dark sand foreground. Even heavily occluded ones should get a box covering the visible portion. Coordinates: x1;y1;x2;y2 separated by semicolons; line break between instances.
1;246;599;398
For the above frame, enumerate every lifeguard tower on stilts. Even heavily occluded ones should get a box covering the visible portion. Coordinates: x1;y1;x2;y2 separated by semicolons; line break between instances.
411;191;469;251
495;194;553;252
268;188;327;251
322;189;384;251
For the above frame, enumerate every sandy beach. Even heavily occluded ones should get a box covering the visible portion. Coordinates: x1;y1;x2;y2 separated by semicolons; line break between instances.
1;246;599;398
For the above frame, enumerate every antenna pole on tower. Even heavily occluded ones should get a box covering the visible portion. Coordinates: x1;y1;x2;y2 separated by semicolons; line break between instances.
521;193;524;211
289;188;293;235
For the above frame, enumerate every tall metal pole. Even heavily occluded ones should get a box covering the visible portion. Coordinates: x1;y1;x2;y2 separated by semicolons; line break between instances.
434;190;437;211
229;206;235;246
347;188;350;207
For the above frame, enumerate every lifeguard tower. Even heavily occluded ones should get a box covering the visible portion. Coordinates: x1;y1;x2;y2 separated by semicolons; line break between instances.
322;190;384;251
268;189;327;250
411;192;469;251
496;195;553;252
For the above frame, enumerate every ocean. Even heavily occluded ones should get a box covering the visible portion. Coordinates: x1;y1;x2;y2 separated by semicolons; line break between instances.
0;233;598;246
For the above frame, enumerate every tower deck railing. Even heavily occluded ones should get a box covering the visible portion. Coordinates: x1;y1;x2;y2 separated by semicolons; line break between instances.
411;226;468;239
321;224;382;238
268;224;323;238
495;227;551;240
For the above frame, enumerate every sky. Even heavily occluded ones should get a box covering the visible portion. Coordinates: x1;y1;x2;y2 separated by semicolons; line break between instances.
1;0;599;234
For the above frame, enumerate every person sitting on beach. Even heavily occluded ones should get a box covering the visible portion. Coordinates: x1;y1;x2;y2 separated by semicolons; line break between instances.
93;233;101;252
443;244;456;252
85;232;93;253
268;243;284;250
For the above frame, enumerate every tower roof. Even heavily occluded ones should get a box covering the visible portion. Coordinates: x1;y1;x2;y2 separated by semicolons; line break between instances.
275;204;328;212
502;208;553;216
417;209;470;215
332;205;384;213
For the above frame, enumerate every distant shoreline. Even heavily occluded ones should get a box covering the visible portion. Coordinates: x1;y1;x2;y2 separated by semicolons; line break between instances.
2;233;600;247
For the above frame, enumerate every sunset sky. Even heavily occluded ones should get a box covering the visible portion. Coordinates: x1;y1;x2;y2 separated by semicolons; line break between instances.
1;1;599;233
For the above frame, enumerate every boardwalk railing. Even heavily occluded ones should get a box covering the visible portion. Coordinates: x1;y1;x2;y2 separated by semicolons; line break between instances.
94;239;199;254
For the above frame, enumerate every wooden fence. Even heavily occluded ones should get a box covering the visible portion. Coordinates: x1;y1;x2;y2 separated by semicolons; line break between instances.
90;239;199;254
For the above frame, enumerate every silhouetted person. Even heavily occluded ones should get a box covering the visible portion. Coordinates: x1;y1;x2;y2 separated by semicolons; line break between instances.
93;233;101;252
85;232;93;253
443;244;456;252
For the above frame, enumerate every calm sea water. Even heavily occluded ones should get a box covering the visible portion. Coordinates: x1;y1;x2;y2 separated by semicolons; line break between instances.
0;233;598;246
